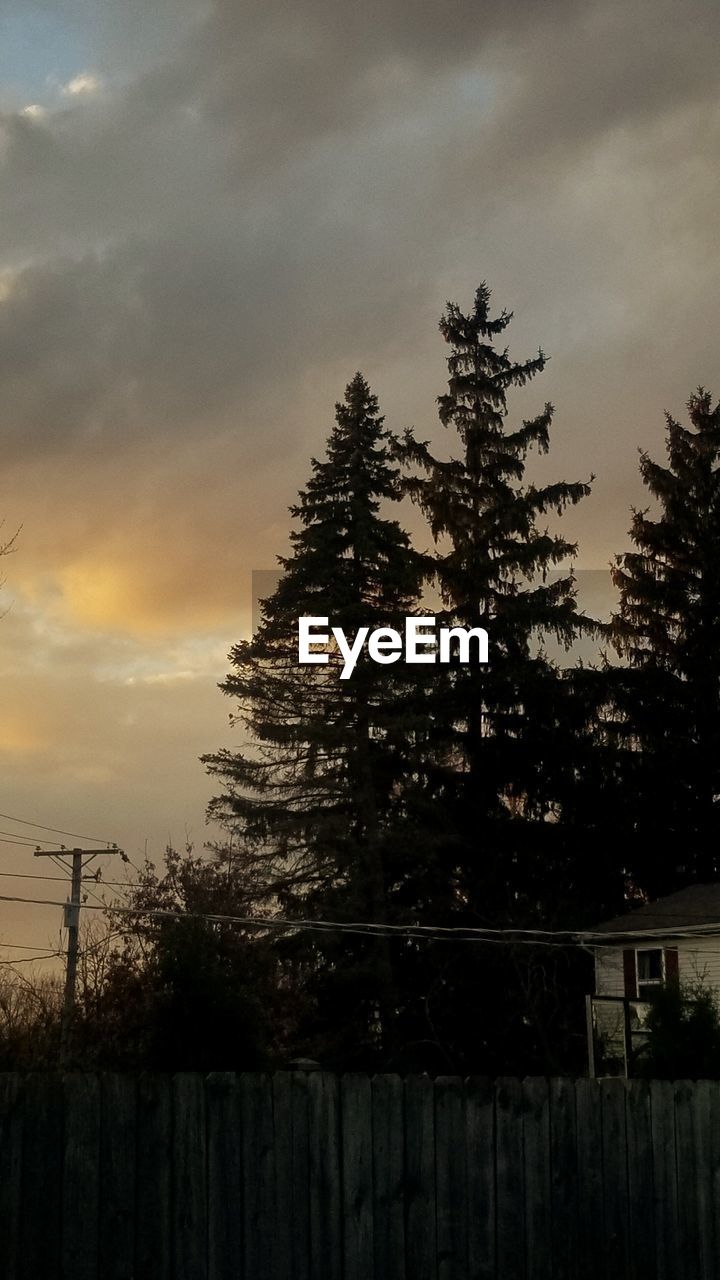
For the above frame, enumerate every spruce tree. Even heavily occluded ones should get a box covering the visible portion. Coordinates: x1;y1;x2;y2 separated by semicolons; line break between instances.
402;285;592;889
398;285;598;1072
203;373;424;1065
611;389;720;892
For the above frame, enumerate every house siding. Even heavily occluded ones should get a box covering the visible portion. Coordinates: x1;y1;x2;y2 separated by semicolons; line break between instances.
676;938;720;990
595;947;626;997
595;938;720;998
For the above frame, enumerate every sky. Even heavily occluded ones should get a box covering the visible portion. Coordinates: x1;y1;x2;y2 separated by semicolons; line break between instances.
1;0;719;962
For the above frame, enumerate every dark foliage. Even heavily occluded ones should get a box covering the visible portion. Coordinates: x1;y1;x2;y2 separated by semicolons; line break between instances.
611;390;720;894
635;980;720;1080
66;847;292;1070
393;285;604;1071
202;373;430;1067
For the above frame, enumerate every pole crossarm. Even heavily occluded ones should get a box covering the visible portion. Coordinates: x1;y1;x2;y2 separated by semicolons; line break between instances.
33;847;122;858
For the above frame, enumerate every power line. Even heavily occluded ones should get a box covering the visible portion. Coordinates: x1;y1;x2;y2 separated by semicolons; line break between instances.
7;885;720;962
0;940;60;952
5;887;720;947
0;890;579;943
0;872;140;886
0;811;114;844
0;929;131;966
0;828;70;849
0;872;81;883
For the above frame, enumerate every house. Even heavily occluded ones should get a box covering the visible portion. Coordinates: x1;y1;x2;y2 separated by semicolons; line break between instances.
589;883;720;1073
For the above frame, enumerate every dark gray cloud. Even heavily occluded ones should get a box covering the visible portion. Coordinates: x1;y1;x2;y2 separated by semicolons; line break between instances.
0;0;718;610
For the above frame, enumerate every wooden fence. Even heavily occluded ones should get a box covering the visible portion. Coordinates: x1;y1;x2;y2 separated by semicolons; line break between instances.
0;1071;717;1279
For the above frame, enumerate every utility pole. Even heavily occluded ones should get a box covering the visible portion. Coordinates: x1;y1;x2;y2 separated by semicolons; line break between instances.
34;843;123;1061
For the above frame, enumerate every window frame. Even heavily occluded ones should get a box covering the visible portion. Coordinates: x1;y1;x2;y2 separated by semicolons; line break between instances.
636;946;665;1001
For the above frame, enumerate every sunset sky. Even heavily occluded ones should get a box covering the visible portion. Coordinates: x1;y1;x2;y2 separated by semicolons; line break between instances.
1;0;719;961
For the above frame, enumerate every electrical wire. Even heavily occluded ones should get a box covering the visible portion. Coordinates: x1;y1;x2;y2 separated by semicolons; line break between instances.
4;887;720;947
0;890;583;944
0;828;69;848
0;940;59;952
0;939;61;964
0;811;113;844
0;872;77;884
0;872;142;887
0;836;43;848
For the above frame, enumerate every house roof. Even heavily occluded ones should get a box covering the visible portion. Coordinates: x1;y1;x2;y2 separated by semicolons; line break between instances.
594;883;720;935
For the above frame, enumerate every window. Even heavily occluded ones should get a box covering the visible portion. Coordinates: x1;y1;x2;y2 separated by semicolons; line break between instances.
637;948;664;1000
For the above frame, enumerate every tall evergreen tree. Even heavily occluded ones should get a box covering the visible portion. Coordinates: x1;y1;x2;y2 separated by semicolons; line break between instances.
402;285;592;895
398;285;599;1071
611;389;720;893
203;373;425;1065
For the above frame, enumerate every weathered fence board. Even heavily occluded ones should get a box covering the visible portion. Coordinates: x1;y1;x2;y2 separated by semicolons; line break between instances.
240;1072;276;1280
207;1072;242;1280
675;1079;701;1280
694;1079;716;1280
0;1074;23;1280
435;1075;468;1280
465;1076;494;1280
710;1084;720;1280
650;1078;679;1280
600;1077;630;1280
273;1072;295;1280
496;1077;525;1280
404;1073;437;1280
172;1073;208;1280
135;1073;173;1280
100;1074;136;1280
62;1073;101;1280
341;1074;373;1280
0;1071;719;1279
373;1074;405;1278
575;1077;605;1280
309;1070;342;1279
625;1079;655;1280
523;1076;551;1280
549;1076;578;1280
21;1073;64;1280
290;1071;311;1280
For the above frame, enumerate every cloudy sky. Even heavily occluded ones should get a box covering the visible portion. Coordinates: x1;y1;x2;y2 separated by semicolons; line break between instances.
1;0;719;960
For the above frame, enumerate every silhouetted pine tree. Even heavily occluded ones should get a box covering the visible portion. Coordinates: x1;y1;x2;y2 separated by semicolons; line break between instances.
397;285;601;1072
611;389;720;893
203;373;426;1065
402;285;594;899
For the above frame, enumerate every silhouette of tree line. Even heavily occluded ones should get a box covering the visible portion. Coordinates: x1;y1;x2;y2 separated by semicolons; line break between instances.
3;284;720;1075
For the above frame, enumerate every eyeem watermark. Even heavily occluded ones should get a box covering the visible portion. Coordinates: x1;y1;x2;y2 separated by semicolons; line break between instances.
298;616;489;680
